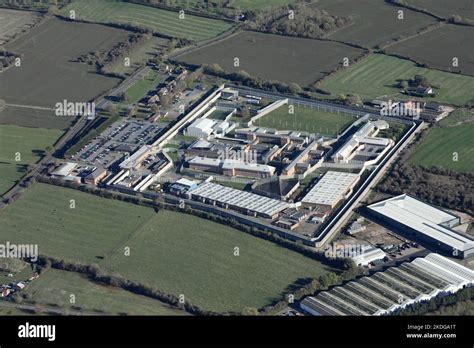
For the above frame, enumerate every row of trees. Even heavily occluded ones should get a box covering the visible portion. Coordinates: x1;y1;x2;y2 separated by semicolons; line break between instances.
246;3;353;40
200;62;302;95
393;287;473;316
73;33;148;72
377;163;474;215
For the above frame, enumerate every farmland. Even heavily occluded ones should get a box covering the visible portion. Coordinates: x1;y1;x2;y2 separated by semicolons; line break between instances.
405;0;474;20
59;0;233;42
101;209;334;312
0;125;62;195
0;8;41;46
0;106;73;130
0;18;128;109
0;184;155;263
311;0;437;48
0;184;335;313
254;104;355;136
23;269;188;315
319;54;474;106
408;123;474;173
386;24;474;77
176;31;366;86
154;0;297;11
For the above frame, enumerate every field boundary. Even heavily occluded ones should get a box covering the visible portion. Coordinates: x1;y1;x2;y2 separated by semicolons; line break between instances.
126;0;236;23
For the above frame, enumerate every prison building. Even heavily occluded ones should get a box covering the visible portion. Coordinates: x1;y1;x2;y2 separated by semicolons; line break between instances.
189;182;289;219
332;120;391;164
301;171;359;211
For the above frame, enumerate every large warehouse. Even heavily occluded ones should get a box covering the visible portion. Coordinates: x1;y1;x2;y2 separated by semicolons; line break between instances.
300;253;474;316
301;171;359;211
366;194;474;259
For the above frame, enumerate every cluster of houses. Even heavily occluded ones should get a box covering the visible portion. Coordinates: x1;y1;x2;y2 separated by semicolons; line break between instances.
1;272;40;298
143;66;189;107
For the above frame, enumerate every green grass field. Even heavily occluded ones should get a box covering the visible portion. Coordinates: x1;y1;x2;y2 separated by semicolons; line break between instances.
0;184;335;313
0;184;155;263
125;69;161;103
101;209;334;312
439;109;473;127
408;123;474;173
320;54;474;106
23;268;188;315
0;125;62;195
60;0;233;41
255;104;356;136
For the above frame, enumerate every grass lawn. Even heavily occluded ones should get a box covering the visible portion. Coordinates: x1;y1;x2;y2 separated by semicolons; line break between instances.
23;268;188;315
102;209;335;313
255;104;356;136
0;125;62;195
125;69;161;103
408;123;474;173
0;184;335;313
60;0;233;41
320;54;474;106
208;109;231;120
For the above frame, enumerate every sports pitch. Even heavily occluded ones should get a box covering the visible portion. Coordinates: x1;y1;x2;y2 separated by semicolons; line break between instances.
254;104;356;136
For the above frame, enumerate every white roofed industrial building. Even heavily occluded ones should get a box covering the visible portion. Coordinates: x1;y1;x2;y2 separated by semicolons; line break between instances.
300;253;474;316
189;181;289;218
301;171;359;211
367;194;474;259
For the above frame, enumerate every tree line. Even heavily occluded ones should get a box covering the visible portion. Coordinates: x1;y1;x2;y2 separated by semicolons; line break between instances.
245;2;353;40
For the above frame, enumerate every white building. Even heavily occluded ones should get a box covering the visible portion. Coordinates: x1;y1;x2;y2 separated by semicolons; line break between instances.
367;194;474;259
350;246;387;266
333;120;391;164
189;182;289;219
186;118;216;138
301;171;359;211
300;253;474;316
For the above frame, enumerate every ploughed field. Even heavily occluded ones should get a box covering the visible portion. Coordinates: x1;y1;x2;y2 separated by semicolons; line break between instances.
0;184;335;313
404;0;474;20
175;31;366;86
0;17;128;110
386;24;474;77
311;0;437;48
